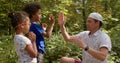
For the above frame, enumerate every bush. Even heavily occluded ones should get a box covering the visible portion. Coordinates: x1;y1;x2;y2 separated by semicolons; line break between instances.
0;33;82;63
109;24;120;63
44;33;82;63
0;35;17;63
1;30;119;63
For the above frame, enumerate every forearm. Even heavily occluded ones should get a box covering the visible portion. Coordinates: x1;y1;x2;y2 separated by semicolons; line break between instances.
70;36;86;49
59;25;71;41
72;37;108;61
59;25;85;48
60;30;107;61
32;42;38;56
70;35;108;61
87;47;108;61
46;23;54;38
73;40;107;61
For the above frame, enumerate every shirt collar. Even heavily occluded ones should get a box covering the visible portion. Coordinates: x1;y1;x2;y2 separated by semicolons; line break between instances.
32;22;38;24
89;29;101;36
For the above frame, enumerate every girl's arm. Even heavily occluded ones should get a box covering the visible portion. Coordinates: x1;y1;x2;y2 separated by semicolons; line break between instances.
25;32;37;58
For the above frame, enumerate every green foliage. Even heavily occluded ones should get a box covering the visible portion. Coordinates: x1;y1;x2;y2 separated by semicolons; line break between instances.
109;24;120;63
0;35;17;63
0;0;31;35
0;34;82;63
44;33;82;63
0;0;120;63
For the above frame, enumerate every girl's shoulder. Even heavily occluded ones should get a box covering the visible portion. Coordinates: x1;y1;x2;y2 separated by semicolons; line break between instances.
15;34;27;40
14;34;31;44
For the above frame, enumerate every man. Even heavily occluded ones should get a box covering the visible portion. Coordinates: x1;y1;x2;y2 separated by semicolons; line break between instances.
58;12;111;63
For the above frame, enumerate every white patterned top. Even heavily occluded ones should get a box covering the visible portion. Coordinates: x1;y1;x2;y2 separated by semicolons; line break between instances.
14;34;37;63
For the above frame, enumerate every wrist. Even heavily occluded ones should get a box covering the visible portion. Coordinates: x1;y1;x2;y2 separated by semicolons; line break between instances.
51;23;54;26
59;24;64;27
31;40;36;43
84;45;89;51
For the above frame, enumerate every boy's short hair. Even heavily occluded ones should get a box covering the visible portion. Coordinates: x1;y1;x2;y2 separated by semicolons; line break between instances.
23;2;41;18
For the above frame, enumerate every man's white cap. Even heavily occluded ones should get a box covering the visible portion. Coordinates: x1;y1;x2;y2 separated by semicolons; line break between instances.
88;12;103;22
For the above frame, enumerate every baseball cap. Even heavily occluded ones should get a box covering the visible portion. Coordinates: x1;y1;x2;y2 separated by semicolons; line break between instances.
88;12;103;22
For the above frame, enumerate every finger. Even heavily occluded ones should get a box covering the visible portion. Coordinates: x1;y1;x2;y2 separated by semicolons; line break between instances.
59;12;64;18
59;12;64;16
42;23;47;27
49;14;55;21
49;13;53;16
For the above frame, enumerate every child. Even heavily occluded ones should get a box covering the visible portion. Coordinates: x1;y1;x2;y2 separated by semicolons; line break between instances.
23;2;55;63
8;11;38;63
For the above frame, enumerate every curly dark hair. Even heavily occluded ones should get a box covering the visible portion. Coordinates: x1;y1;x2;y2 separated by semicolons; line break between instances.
22;2;41;18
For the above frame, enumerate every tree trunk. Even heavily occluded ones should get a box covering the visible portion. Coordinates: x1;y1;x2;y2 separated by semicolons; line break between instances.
48;60;52;63
82;0;87;30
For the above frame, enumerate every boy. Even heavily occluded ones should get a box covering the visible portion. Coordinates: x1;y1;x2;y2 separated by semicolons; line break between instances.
23;2;55;63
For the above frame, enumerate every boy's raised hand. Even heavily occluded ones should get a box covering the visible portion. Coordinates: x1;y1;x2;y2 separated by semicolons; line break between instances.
42;23;48;31
49;14;55;24
58;12;65;26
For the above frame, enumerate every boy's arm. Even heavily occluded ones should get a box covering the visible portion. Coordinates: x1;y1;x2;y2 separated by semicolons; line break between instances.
43;14;55;38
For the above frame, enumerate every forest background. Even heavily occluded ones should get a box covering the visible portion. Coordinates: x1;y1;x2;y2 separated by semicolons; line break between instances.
0;0;120;63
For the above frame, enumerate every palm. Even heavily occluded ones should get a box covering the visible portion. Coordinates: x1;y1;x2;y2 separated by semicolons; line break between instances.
58;12;65;25
49;14;55;23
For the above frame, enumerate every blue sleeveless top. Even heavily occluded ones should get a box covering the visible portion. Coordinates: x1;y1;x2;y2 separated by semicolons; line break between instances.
30;22;45;54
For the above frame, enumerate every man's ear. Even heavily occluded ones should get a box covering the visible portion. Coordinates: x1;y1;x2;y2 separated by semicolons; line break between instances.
98;21;101;26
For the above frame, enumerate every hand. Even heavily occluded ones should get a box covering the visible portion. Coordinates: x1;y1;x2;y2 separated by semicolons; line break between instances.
28;32;36;43
58;12;65;26
42;23;48;31
49;14;55;24
74;37;87;49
